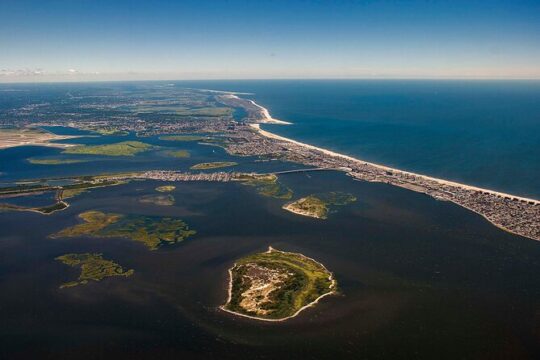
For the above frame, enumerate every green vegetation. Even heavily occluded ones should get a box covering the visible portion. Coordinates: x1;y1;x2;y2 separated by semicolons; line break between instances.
51;211;122;238
63;141;153;156
165;149;190;158
159;135;207;141
283;192;356;219
236;173;293;199
223;247;336;320
155;185;176;192
55;253;134;288
190;161;238;170
51;211;196;250
27;158;90;165
139;194;175;206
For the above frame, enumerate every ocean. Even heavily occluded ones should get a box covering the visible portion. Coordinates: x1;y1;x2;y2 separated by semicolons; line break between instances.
175;79;540;199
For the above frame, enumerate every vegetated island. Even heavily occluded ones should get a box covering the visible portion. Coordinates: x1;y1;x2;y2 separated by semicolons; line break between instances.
0;127;81;149
55;253;134;288
139;194;175;206
63;141;153;156
221;247;336;321
159;135;208;142
236;173;293;199
190;161;238;170
165;149;190;158
283;192;356;219
27;158;90;165
155;185;176;192
51;210;196;250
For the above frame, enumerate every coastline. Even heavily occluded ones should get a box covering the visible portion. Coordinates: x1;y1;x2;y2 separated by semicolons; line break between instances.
248;123;540;205
220;246;337;322
235;97;540;242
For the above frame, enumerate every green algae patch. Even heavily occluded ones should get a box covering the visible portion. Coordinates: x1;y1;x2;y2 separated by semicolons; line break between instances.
139;194;175;206
62;141;153;156
27;158;90;165
155;185;175;192
222;247;336;321
56;253;133;288
236;173;293;200
159;135;208;141
165;149;190;158
190;161;238;170
283;192;356;219
51;211;196;250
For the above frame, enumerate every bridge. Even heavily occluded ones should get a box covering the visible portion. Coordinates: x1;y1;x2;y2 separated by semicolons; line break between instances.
262;167;343;175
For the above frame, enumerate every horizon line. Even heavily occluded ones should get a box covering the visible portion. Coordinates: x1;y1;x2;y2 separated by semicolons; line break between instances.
2;77;540;85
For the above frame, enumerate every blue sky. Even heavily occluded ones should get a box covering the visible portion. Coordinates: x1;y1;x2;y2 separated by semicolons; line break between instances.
1;0;539;81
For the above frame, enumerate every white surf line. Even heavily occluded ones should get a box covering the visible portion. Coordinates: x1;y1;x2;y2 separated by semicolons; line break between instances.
221;94;292;125
220;246;337;322
249;123;540;205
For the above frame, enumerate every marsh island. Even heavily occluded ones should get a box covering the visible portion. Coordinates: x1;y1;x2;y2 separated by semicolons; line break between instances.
222;247;336;321
51;211;196;250
55;253;134;288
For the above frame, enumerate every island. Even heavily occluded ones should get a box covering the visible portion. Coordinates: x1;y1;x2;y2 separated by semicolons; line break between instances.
51;210;196;250
236;173;293;199
27;158;90;165
190;161;238;170
283;192;356;219
139;194;175;206
221;247;336;321
63;141;153;156
165;149;190;158
55;253;134;288
0;127;81;149
155;185;176;192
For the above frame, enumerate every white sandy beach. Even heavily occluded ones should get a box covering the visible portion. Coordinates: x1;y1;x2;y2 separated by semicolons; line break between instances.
248;107;540;205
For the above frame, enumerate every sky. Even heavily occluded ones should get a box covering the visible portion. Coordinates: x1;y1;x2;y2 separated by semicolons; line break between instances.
1;0;539;82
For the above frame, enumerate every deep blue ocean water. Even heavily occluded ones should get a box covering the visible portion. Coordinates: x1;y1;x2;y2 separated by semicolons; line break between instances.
174;80;540;199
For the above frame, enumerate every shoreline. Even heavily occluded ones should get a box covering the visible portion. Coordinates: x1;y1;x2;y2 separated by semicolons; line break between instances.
248;122;540;205
220;246;337;322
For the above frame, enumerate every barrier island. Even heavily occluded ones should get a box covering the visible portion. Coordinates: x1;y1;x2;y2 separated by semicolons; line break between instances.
222;247;336;321
55;253;134;288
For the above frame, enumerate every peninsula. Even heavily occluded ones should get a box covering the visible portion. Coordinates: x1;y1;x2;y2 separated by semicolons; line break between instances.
0;127;80;149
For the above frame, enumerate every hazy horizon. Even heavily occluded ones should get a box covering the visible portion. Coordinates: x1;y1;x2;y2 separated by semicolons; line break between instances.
1;0;539;82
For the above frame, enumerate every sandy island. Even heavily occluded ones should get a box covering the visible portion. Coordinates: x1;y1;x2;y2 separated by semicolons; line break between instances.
0;128;81;150
220;246;337;322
